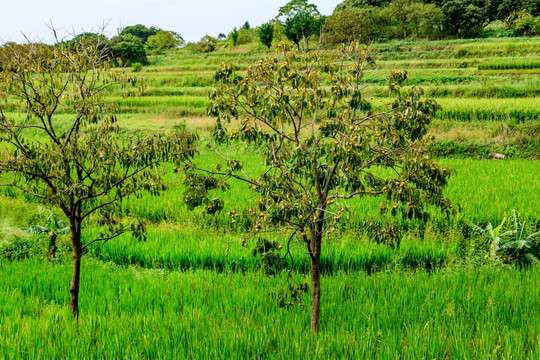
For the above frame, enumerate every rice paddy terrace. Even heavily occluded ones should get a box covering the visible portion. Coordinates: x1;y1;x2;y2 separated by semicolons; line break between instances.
1;37;539;359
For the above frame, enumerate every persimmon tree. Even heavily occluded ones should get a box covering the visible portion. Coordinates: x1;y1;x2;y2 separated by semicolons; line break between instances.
0;40;196;319
184;42;454;333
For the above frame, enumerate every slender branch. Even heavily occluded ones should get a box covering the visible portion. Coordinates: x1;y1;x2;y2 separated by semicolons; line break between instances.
81;228;131;251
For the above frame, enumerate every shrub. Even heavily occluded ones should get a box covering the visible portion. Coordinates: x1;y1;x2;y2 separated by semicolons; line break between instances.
237;29;254;45
0;234;47;261
109;34;148;65
191;35;218;53
146;30;184;53
513;13;540;36
131;62;143;72
469;209;540;267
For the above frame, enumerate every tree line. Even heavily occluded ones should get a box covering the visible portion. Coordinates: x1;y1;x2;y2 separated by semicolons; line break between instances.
0;24;184;69
189;0;538;54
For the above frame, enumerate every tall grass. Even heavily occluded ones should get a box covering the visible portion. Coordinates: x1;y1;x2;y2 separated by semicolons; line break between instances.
84;227;453;273
479;57;540;70
0;259;538;359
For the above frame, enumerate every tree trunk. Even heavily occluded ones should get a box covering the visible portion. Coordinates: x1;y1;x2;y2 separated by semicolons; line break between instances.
309;228;322;333
69;224;82;321
49;233;57;260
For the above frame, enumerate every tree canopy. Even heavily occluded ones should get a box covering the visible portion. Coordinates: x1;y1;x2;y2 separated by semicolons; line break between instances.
0;40;196;318
186;43;455;332
119;24;159;44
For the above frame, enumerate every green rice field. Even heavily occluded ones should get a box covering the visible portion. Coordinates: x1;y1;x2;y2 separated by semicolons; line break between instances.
0;36;539;359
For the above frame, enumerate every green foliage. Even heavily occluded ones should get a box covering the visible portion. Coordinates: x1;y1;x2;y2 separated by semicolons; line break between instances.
258;23;275;48
441;0;489;38
366;219;402;249
512;13;540;36
283;11;321;49
0;39;197;316
0;234;48;261
230;27;239;47
23;214;70;259
191;35;218;53
236;29;254;45
322;9;375;46
334;0;390;12
383;0;441;40
64;32;109;52
109;34;149;65
189;43;455;331
146;30;184;53
131;62;143;72
251;237;285;275
469;209;540;266
277;0;320;19
1;260;539;358
120;24;159;44
241;21;251;31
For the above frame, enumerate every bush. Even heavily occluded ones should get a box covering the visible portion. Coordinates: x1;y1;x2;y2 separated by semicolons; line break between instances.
146;30;184;53
191;35;218;53
237;29;254;45
0;234;47;261
469;209;540;267
109;34;148;65
513;13;540;36
131;62;143;72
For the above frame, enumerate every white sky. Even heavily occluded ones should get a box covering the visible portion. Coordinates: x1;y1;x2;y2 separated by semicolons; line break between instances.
0;0;342;44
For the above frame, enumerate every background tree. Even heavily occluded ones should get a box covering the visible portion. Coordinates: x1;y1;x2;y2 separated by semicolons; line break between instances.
334;0;390;12
65;32;109;52
109;33;148;65
241;21;251;30
385;0;426;39
119;24;159;44
512;12;540;36
230;27;239;47
322;9;370;46
147;30;185;53
191;35;218;53
284;12;321;50
497;0;525;19
187;43;454;333
417;3;443;39
258;22;275;49
526;0;540;16
441;0;488;38
277;0;320;19
0;40;196;319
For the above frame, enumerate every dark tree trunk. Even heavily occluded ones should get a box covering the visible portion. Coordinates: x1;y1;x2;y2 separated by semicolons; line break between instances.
69;224;82;320
49;233;57;259
309;226;322;333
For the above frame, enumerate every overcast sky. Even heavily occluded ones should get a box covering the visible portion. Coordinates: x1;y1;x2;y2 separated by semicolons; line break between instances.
0;0;342;44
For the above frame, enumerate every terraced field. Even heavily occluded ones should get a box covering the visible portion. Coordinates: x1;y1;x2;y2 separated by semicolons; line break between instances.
1;37;539;358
